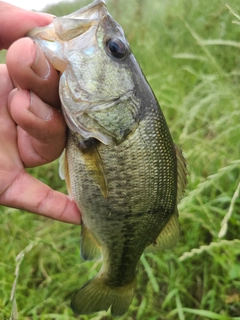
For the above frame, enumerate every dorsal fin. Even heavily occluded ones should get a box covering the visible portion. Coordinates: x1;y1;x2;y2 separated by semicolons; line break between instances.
145;209;180;252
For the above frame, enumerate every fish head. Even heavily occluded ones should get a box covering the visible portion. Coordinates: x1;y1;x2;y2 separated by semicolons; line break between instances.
28;0;140;144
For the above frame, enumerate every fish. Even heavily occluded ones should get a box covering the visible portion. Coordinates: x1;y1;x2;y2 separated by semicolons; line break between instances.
28;0;187;316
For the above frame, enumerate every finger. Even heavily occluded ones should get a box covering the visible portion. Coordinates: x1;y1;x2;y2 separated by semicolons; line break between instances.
0;65;22;173
8;89;66;167
0;64;14;104
0;2;54;50
0;169;81;224
6;37;60;107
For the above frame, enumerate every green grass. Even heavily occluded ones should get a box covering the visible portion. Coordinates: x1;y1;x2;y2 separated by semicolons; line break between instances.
1;0;240;319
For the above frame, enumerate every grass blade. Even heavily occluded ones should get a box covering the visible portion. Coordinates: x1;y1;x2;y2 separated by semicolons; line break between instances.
140;255;159;293
218;180;240;238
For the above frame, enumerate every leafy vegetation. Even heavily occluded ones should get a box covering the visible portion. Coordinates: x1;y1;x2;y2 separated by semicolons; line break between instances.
0;0;240;319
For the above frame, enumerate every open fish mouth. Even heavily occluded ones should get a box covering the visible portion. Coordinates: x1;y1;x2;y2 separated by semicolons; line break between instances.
27;0;107;72
28;0;107;41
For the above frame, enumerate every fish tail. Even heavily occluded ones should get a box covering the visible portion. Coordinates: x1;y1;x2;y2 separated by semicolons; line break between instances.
71;275;136;316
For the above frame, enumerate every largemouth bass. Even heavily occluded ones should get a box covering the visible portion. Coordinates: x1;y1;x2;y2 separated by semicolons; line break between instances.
28;0;187;316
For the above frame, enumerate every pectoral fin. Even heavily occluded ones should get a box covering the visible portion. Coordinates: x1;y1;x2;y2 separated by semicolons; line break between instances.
146;209;180;252
78;138;108;199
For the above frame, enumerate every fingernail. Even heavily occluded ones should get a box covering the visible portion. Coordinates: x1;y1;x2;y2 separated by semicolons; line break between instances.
29;90;53;121
31;42;50;79
38;12;57;18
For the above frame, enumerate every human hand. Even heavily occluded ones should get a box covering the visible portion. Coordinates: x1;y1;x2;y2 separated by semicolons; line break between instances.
0;2;81;224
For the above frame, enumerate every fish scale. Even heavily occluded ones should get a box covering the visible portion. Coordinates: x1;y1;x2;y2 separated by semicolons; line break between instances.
28;0;187;316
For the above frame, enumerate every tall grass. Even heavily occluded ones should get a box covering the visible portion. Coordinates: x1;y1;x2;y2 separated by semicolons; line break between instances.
0;0;239;319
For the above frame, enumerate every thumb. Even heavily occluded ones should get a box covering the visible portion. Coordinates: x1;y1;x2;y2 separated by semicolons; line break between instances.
0;2;54;49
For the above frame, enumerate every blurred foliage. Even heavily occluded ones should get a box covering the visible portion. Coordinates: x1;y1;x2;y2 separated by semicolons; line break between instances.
0;0;240;319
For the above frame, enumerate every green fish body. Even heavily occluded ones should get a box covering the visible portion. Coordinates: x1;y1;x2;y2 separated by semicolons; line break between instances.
28;0;187;316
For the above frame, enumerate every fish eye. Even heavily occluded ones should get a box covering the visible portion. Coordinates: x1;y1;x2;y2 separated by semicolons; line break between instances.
106;38;127;59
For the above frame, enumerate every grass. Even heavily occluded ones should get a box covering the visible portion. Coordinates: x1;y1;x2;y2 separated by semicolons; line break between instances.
1;0;240;319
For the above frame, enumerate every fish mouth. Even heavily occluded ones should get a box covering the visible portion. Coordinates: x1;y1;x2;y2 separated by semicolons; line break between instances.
28;0;107;43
